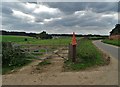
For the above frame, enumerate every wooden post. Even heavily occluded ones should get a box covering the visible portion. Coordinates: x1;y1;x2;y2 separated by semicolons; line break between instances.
68;44;71;60
72;45;76;62
72;32;77;63
68;44;72;60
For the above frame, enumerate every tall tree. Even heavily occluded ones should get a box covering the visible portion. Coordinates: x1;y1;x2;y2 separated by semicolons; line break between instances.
38;31;52;39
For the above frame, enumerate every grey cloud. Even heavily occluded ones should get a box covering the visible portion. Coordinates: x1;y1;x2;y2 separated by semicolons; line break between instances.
87;2;118;13
2;2;63;23
44;2;86;14
45;2;118;14
45;10;117;28
2;6;13;14
2;2;35;15
1;2;118;35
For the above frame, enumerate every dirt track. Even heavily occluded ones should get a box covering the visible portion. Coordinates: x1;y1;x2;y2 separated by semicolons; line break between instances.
2;47;118;85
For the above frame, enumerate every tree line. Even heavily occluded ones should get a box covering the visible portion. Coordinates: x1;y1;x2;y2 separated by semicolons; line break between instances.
1;30;108;39
1;30;37;37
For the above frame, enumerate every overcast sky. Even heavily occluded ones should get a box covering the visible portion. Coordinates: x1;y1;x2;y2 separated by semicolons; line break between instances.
1;2;119;35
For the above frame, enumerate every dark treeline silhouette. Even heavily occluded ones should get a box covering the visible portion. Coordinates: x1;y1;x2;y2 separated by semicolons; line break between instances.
1;30;108;38
38;31;52;39
51;34;107;37
1;30;37;37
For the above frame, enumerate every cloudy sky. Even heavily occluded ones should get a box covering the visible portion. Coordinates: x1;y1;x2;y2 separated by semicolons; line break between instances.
1;1;119;35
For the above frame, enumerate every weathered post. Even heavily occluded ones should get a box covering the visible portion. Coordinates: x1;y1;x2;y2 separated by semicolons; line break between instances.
72;32;77;62
68;43;72;60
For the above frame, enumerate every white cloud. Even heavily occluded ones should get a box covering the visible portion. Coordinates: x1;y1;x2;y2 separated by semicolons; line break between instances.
43;17;62;23
101;13;118;20
12;9;35;23
74;11;86;16
23;2;61;14
33;4;61;14
24;3;36;9
39;22;44;25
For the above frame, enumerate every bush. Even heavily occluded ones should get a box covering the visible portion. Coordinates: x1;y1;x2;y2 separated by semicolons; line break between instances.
24;38;28;41
2;42;30;68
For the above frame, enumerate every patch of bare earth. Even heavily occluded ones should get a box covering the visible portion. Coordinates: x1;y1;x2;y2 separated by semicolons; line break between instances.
2;47;118;85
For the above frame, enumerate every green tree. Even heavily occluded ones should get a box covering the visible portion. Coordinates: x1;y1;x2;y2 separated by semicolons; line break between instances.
38;31;52;39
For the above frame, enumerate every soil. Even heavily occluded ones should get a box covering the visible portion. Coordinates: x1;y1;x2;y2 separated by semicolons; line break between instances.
2;47;118;85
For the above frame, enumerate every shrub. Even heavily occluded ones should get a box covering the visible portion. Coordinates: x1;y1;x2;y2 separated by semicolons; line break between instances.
24;38;28;41
2;42;30;67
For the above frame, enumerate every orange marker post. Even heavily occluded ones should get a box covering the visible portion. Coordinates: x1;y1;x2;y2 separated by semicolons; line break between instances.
72;32;77;62
72;32;77;45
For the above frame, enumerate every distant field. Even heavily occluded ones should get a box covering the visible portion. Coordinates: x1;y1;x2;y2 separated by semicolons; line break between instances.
102;39;120;47
1;35;36;42
1;35;71;45
88;36;107;40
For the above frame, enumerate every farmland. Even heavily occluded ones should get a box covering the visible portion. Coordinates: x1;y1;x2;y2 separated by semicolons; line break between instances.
1;35;71;45
1;35;35;42
102;39;120;47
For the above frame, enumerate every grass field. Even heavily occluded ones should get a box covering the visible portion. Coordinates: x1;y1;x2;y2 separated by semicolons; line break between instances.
1;35;71;45
1;35;37;43
64;38;106;71
102;39;120;47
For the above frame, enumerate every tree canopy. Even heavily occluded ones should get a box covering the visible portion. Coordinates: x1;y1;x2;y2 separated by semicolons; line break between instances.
38;31;52;39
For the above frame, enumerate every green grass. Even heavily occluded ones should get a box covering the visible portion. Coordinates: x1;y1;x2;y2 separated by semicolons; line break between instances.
64;39;106;71
1;35;35;42
19;38;71;45
38;60;51;66
32;53;43;56
36;60;51;70
88;37;107;40
1;35;71;45
102;39;120;47
39;49;46;52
